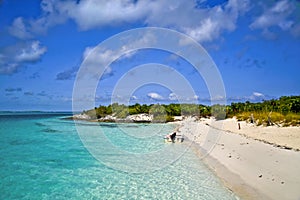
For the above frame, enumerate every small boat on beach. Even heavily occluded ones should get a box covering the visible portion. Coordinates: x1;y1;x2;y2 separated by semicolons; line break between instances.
164;132;184;143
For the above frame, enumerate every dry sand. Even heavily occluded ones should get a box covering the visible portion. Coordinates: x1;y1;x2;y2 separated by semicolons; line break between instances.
177;117;300;200
215;118;300;151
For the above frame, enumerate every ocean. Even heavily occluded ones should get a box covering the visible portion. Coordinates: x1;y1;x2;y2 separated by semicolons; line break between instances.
0;112;238;199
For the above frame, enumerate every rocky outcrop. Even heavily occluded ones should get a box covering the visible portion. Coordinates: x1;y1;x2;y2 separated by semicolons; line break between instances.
100;115;117;122
72;113;92;120
71;113;180;123
173;116;184;121
126;113;153;123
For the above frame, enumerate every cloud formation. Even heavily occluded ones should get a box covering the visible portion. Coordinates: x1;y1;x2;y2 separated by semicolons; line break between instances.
227;92;268;102
76;32;156;80
130;95;137;100
250;0;300;37
8;17;33;39
15;41;47;63
7;0;300;44
8;0;251;43
250;0;293;30
56;66;78;80
168;93;178;101
147;92;164;100
0;41;47;74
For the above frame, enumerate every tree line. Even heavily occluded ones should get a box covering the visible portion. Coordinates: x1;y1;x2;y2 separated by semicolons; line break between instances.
83;96;300;125
83;103;211;122
227;96;300;115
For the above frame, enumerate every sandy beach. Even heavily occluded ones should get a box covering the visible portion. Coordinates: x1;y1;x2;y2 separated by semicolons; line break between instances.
177;117;300;200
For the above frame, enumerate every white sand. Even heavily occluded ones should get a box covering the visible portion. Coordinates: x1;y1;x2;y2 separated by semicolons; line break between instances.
216;118;300;151
177;117;300;200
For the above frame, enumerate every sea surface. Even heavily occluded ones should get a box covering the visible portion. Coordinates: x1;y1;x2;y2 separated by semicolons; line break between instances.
0;112;238;199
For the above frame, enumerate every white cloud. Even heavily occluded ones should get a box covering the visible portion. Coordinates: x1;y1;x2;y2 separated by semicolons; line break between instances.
253;92;264;97
79;32;156;79
8;17;33;39
31;0;68;33
147;92;164;100
211;95;226;101
0;41;47;74
8;0;68;39
82;46;115;76
224;92;268;103
250;0;295;32
61;0;149;30
183;0;250;42
271;0;291;13
184;18;218;42
245;92;266;101
0;62;18;75
130;95;137;100
15;41;47;63
8;0;251;43
168;93;200;102
120;49;139;60
168;93;178;101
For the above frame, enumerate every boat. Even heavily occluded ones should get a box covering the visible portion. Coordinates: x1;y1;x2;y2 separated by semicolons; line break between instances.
164;134;184;143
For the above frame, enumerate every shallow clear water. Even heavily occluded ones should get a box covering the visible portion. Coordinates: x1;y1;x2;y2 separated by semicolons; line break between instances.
0;113;238;199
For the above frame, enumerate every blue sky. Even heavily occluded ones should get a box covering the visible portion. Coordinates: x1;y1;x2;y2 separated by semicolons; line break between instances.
0;0;299;111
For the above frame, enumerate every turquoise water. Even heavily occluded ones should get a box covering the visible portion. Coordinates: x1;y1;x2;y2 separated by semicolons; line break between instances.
0;113;238;199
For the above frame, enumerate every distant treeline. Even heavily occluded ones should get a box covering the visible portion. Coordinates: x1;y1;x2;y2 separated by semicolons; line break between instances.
83;96;300;125
83;103;211;122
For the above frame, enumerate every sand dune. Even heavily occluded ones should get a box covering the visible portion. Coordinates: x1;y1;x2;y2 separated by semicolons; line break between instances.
177;117;300;200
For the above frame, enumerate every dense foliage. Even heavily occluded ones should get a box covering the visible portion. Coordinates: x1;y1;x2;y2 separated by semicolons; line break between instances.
226;96;300;126
227;96;300;115
83;103;211;122
83;96;300;125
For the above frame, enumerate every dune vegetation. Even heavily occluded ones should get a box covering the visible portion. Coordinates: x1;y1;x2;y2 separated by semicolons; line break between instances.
227;96;300;126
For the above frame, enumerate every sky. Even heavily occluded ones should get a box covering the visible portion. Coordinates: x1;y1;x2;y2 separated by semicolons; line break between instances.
0;0;300;111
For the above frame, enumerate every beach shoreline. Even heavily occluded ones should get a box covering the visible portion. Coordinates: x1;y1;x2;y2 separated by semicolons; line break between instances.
176;117;300;200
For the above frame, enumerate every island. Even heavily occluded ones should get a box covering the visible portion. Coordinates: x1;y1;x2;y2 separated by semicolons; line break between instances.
72;96;300;126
